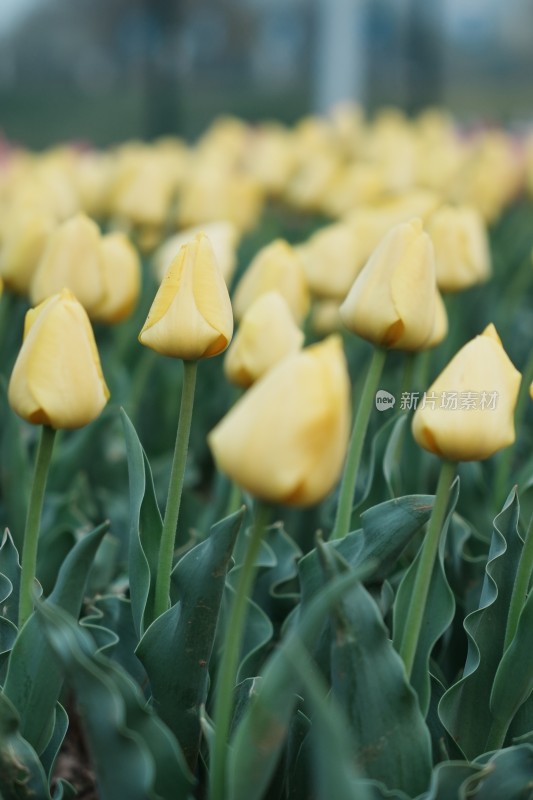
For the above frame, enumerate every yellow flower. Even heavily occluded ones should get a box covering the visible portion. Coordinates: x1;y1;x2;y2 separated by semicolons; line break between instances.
340;219;437;350
233;239;310;324
0;207;56;295
297;222;364;299
8;289;109;429
153;221;240;285
139;232;233;360
92;232;141;324
412;324;521;461
30;214;106;316
224;292;304;388
424;289;448;349
426;205;491;292
209;336;350;506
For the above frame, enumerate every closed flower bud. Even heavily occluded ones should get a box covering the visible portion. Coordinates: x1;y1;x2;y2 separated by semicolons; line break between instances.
153;221;240;285
426;205;491;292
233;239;310;324
224;291;304;388
139;232;233;360
209;335;350;506
0;207;56;295
8;288;109;429
412;324;521;461
92;232;141;324
424;289;448;349
31;214;106;317
340;219;437;350
297;222;364;299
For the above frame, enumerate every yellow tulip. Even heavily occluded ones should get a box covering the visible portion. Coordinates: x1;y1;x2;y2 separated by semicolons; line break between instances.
339;219;437;350
0;207;56;295
8;288;109;429
92;232;141;324
233;239;310;324
209;335;350;506
297;222;364;299
424;289;448;349
153;221;240;285
412;324;521;461
426;205;491;292
224;292;304;388
139;232;233;360
30;214;106;316
309;299;343;336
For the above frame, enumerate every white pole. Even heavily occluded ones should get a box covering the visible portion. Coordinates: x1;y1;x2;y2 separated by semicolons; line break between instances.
314;0;366;113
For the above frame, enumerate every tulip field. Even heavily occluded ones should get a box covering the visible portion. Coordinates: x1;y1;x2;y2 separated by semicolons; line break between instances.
2;106;533;799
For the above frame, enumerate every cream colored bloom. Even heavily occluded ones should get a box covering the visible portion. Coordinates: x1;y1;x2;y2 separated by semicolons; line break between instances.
209;336;350;506
0;207;56;295
412;324;521;461
427;205;491;292
153;221;240;285
340;219;437;350
233;239;310;323
224;292;304;387
139;232;233;360
8;289;109;429
93;232;141;324
297;223;364;299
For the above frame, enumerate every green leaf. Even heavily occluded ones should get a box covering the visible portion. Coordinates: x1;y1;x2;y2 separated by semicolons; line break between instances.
0;529;22;626
470;744;533;799
320;545;432;797
490;585;533;725
35;600;196;800
136;509;244;772
121;409;163;636
81;595;147;684
382;414;409;498
421;761;483;800
0;691;51;800
3;522;108;754
227;567;370;800
392;479;458;716
40;702;69;781
439;490;523;758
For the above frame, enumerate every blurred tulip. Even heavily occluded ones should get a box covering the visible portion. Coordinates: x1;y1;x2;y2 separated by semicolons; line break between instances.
427;205;491;292
93;232;141;324
233;239;310;324
0;207;56;295
340;219;437;350
309;298;343;336
154;221;240;285
209;335;350;506
423;289;448;349
297;222;364;299
31;214;106;316
224;291;304;388
412;324;521;461
8;288;109;429
139;232;233;360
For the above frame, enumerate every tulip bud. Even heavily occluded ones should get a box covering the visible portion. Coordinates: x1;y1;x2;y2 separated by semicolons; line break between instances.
209;335;350;506
426;205;491;292
412;324;521;461
92;232;141;324
233;239;310;324
8;288;109;429
340;219;437;350
423;289;448;349
139;232;233;360
31;214;106;317
153;221;240;286
0;207;56;295
224;292;304;388
297;222;364;299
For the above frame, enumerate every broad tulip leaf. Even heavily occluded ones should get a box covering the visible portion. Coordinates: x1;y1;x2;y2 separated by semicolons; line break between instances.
469;744;533;799
392;479;458;716
0;529;21;625
252;523;302;620
227;568;369;800
39;702;69;781
285;710;312;800
490;583;533;727
439;490;523;758
35;600;195;800
121;409;163;636
320;545;432;797
136;509;244;772
0;691;52;800
3;522;108;754
421;761;483;800
81;595;146;685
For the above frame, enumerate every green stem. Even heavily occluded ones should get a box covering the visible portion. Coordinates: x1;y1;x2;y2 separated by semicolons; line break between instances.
18;425;56;628
209;502;270;800
331;346;387;540
399;352;416;398
153;359;197;619
399;460;456;679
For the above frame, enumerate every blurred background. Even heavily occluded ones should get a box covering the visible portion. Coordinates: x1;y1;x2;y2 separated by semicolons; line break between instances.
1;0;533;148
